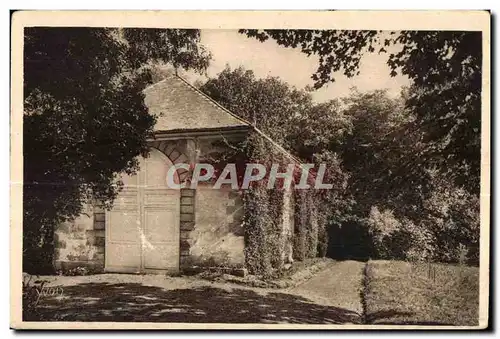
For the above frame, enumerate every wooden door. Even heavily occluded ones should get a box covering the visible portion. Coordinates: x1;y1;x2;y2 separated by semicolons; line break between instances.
105;148;180;273
105;172;142;273
142;154;180;272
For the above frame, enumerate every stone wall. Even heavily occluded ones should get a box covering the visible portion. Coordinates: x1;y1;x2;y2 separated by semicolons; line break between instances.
54;203;105;273
186;185;245;268
178;135;246;269
179;188;196;268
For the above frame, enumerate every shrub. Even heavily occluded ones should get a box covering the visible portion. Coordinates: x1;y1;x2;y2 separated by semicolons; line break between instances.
423;185;480;265
291;189;328;261
365;194;479;265
23;219;57;275
292;191;309;261
306;206;319;258
316;215;329;258
366;206;435;262
56;265;98;276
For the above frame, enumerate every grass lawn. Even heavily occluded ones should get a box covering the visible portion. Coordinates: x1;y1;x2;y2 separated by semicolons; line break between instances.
364;260;479;326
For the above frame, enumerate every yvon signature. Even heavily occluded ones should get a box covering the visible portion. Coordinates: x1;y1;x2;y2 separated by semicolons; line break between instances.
23;274;64;306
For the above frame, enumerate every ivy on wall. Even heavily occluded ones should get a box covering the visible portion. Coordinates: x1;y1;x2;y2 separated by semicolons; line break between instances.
292;190;321;262
242;131;328;278
243;132;283;278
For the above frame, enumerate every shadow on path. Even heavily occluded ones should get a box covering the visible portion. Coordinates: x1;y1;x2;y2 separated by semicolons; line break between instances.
26;282;362;324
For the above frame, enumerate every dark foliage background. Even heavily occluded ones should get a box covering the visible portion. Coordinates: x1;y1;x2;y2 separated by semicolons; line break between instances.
240;30;482;195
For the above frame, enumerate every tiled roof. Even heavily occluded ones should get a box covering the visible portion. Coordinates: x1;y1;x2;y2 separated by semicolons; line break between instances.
143;74;302;164
143;75;250;132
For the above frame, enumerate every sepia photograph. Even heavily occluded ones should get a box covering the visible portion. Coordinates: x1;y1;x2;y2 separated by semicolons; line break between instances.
10;10;490;330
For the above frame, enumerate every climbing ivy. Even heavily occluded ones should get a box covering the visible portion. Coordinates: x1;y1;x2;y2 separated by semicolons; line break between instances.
242;131;327;278
292;190;321;261
243;132;283;277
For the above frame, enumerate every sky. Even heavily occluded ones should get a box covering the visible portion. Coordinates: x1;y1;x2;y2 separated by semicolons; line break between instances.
182;29;411;103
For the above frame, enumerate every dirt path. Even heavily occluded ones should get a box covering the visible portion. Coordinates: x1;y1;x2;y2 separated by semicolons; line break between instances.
287;260;365;321
26;261;366;324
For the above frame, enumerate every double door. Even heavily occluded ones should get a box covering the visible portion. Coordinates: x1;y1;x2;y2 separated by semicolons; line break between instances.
105;148;180;273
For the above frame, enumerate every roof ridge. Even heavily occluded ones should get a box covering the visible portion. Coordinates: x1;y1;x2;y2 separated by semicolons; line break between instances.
174;74;252;127
142;77;170;93
252;126;303;165
175;74;303;165
172;74;302;164
144;74;303;165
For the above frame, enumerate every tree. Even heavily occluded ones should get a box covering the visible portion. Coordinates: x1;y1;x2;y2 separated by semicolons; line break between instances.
240;29;482;194
200;66;312;146
200;66;352;162
340;89;429;218
23;27;210;273
338;89;479;263
326;89;421;260
202;66;479;264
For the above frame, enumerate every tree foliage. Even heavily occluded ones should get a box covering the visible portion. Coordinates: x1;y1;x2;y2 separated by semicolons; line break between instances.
201;65;479;265
339;89;479;264
200;66;311;146
240;29;482;194
200;66;351;165
23;27;210;273
340;89;429;217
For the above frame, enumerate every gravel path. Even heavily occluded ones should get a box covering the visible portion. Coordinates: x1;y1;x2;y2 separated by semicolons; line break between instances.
287;260;365;318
